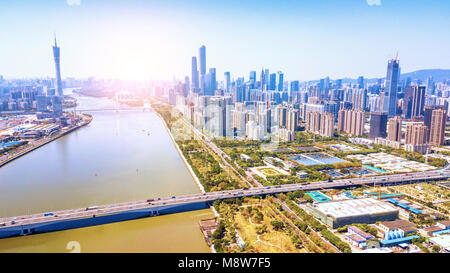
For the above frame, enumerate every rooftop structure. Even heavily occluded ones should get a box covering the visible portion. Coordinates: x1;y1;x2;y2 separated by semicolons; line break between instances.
306;198;399;228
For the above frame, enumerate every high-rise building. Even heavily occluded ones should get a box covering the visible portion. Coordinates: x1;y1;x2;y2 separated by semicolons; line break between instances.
337;109;365;136
224;72;231;92
357;76;364;89
387;116;402;142
191;56;199;91
269;73;276;91
429;108;447;146
249;71;256;83
424;105;446;141
277;71;284;91
286;109;299;132
382;59;400;117
199;45;206;76
306;111;321;134
52;37;63;97
405;123;428;145
320;112;335;137
411;86;425;119
51;96;63;117
369;112;388;139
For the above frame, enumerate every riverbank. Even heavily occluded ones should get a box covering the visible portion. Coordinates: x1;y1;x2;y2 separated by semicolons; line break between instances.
0;114;93;168
153;108;206;194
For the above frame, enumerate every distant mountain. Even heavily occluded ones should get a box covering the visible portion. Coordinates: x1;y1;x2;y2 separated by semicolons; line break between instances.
309;69;450;84
399;69;450;82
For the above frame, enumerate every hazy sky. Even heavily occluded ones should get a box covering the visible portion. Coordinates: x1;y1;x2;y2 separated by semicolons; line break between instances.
1;0;449;82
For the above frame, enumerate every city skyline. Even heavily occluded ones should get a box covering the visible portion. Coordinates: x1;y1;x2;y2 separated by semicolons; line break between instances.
1;0;450;81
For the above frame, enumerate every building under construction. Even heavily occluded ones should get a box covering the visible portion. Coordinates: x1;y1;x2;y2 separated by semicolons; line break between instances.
306;198;399;228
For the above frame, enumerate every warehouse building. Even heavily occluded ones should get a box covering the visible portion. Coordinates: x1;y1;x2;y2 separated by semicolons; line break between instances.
306;198;399;228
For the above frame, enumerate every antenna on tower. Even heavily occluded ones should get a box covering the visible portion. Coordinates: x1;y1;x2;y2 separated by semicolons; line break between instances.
395;50;399;61
53;32;57;47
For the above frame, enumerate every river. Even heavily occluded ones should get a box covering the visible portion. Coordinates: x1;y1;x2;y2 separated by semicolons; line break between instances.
0;89;213;253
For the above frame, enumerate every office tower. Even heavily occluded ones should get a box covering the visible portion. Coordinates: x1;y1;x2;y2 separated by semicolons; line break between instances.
382;59;400;117
264;69;269;88
320;113;335;137
204;68;216;96
290;81;299;92
387;116;402;142
199;45;206;76
324;101;339;120
369;112;388;139
335;79;342;89
51;96;63;117
402;86;413;118
52;37;63;97
224;72;231;92
269;73;276;91
357;76;364;89
277;71;284;91
405;123;428;145
286;109;299;132
191;56;199;90
426;76;435;95
249;71;256;83
36;95;48;112
429;108;447;146
410;86;426;119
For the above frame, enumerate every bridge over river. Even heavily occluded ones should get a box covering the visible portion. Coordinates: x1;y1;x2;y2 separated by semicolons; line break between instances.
1;167;449;239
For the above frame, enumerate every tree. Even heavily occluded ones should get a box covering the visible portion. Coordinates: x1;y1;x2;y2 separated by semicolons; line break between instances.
270;220;285;231
432;245;441;253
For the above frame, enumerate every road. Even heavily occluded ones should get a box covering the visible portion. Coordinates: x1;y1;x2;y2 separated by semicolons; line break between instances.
1;166;449;230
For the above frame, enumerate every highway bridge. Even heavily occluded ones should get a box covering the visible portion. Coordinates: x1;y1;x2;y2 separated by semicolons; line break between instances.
1;167;449;238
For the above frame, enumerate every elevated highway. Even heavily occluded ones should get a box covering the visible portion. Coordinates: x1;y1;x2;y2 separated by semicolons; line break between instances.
1;166;449;239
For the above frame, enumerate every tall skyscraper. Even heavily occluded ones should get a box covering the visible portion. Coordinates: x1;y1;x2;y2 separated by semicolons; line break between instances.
277;71;284;91
191;56;199;91
357;76;364;89
52;37;63;97
249;71;256;83
199;45;206;76
429;108;447;146
269;73;276;91
224;72;231;92
410;86;426;119
382;59;400;117
369;112;388;139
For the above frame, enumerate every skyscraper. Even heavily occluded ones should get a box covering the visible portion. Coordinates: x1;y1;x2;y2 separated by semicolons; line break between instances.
369;112;388;139
199;45;206;76
382;59;400;117
410;86;426;119
52;37;63;97
224;72;231;92
269;73;276;91
191;56;199;91
199;45;206;92
277;71;284;91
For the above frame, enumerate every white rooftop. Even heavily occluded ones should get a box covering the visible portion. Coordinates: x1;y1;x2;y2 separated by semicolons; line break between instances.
312;198;398;219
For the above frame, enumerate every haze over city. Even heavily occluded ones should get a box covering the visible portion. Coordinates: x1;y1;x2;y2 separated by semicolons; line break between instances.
1;0;450;81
